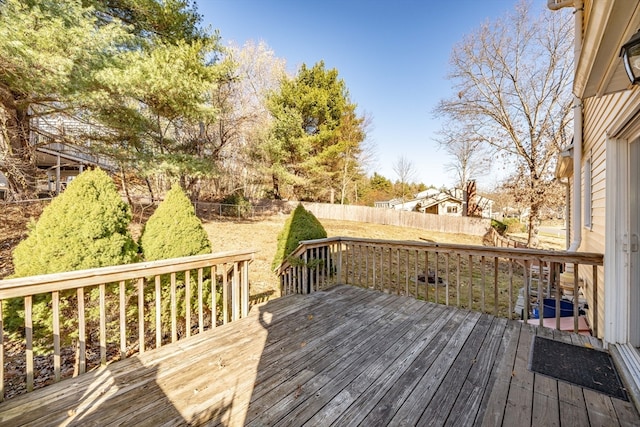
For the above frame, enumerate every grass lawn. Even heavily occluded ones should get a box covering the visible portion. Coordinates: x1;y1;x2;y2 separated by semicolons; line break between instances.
198;215;484;300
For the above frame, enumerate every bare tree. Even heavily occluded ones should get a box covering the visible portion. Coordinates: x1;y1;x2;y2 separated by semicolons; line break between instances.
392;155;417;203
200;40;286;199
436;123;490;189
435;1;573;247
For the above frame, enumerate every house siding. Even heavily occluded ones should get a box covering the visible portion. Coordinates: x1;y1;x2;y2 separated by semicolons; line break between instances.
580;90;632;338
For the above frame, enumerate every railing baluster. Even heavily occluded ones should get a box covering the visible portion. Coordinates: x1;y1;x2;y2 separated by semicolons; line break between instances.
456;254;461;308
414;250;419;299
185;270;191;338
405;249;409;296
435;252;440;304
337;242;343;284
119;280;127;359
365;246;370;288
99;283;106;365
522;261;529;322
242;260;249;317
232;262;239;321
424;251;429;302
468;255;473;311
315;248;320;291
508;259;513;320
372;246;377;290
537;260;544;327
380;246;385;292
396;249;400;295
388;247;393;294
212;265;217;327
52;290;60;382
445;253;450;306
198;268;204;334
170;273;177;343
222;264;228;324
25;295;33;392
138;277;145;352
77;287;86;375
481;256;486;313
493;257;499;317
155;276;161;348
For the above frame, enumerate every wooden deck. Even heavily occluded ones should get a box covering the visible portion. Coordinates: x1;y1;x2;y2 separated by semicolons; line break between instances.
0;285;638;426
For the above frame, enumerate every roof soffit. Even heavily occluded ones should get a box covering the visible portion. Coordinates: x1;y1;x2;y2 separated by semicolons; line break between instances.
575;0;640;98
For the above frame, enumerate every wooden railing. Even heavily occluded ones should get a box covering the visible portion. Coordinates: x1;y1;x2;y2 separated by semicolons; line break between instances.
0;249;254;401
276;237;603;335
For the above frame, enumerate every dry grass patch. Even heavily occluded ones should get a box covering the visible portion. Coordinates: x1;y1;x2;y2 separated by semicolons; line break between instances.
201;216;483;300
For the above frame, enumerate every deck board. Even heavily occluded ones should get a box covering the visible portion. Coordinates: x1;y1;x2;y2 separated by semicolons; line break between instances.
0;285;637;427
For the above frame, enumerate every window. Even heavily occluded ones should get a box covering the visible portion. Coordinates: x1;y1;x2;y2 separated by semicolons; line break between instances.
584;154;592;229
447;205;458;214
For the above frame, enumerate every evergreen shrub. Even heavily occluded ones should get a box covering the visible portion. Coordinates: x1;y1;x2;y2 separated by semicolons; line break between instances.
139;184;211;261
12;168;138;277
8;168;138;349
272;204;327;270
139;184;214;338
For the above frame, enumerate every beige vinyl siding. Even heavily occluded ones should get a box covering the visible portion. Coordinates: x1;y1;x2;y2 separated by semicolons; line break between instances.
579;91;632;338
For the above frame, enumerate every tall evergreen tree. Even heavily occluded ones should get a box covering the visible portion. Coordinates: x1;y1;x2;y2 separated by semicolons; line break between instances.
0;0;225;199
265;61;366;201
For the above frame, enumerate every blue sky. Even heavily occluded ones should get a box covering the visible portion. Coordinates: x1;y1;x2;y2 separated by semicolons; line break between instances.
199;0;521;190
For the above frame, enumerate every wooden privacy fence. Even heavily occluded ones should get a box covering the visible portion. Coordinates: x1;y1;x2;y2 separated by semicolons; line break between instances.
0;250;254;401
276;236;603;335
300;202;491;236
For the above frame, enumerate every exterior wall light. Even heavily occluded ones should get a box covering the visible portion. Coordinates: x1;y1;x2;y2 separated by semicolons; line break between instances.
621;29;640;85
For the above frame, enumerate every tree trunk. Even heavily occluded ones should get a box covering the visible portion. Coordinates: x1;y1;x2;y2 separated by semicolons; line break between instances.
272;173;281;200
527;204;541;248
0;87;39;199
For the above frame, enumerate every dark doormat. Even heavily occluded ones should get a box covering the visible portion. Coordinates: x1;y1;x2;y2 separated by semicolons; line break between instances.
529;336;629;401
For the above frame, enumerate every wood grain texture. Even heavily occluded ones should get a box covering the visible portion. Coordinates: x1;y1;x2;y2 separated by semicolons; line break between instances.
0;285;635;427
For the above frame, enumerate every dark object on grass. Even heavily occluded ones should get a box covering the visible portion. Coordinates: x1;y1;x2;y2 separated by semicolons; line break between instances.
417;269;444;284
529;336;628;401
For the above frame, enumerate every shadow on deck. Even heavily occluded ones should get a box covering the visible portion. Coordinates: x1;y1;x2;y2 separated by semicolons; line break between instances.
0;285;638;426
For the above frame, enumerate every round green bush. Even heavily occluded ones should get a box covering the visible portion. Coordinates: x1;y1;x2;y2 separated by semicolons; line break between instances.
139;184;214;338
8;168;138;349
12;168;138;277
272;204;327;270
139;184;211;261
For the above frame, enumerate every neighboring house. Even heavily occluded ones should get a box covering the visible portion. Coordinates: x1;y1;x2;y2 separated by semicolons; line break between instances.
6;114;117;197
551;0;640;403
373;198;403;209
374;182;493;218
